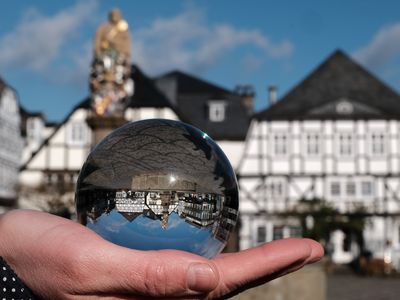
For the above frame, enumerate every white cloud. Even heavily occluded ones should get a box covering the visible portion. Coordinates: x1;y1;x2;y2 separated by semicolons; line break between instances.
0;3;292;85
0;0;97;72
132;9;293;74
354;23;400;70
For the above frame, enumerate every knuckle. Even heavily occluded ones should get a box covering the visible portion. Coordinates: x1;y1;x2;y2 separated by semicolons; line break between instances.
143;260;182;296
144;261;167;296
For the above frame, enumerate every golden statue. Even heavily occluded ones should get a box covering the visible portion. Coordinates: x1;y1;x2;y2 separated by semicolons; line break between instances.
90;9;134;116
94;9;131;60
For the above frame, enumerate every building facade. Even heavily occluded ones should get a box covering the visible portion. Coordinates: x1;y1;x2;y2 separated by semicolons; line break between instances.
20;108;57;165
238;50;400;266
19;66;251;215
0;77;23;212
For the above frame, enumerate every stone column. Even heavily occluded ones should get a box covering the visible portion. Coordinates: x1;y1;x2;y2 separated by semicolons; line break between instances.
86;114;128;148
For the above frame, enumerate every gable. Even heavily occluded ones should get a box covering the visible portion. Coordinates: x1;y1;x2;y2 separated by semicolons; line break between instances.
256;50;400;120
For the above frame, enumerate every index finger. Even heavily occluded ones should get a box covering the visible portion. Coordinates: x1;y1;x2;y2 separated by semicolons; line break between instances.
210;238;323;298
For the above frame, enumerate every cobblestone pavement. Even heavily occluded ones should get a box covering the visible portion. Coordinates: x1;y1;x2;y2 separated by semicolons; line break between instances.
328;274;400;300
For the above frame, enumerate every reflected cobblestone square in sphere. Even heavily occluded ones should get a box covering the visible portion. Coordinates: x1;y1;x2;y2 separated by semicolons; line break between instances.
75;119;239;258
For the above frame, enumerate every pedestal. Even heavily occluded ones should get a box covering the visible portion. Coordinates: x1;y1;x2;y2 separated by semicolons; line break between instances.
86;115;128;148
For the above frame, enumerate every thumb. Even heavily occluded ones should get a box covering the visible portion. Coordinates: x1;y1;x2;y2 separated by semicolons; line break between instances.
81;245;220;298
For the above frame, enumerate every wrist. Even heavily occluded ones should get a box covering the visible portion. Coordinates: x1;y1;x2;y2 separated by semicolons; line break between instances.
0;256;37;299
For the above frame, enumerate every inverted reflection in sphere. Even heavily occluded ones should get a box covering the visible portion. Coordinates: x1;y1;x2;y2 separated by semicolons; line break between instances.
75;119;239;258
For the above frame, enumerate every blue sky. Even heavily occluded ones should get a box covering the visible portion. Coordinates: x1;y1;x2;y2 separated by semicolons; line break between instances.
1;0;400;121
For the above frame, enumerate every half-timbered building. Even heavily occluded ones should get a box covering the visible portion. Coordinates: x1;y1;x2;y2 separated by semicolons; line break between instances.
19;66;251;215
0;77;23;212
20;107;57;164
238;50;400;265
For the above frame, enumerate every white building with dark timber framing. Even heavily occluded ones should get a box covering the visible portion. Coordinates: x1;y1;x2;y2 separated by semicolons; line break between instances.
0;77;23;212
19;66;252;220
238;50;400;265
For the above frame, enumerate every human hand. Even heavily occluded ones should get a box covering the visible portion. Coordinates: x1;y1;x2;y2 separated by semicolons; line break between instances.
0;210;323;299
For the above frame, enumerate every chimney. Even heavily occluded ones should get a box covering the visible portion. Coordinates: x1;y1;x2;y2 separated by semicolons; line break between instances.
235;84;255;114
268;85;278;105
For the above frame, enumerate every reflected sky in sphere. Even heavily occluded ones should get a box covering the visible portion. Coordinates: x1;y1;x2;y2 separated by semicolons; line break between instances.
76;119;239;259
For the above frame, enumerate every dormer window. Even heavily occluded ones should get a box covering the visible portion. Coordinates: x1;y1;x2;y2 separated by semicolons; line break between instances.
208;101;226;122
336;100;354;115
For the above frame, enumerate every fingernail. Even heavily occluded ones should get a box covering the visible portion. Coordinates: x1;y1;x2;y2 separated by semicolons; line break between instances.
187;263;218;292
307;255;323;264
278;260;307;277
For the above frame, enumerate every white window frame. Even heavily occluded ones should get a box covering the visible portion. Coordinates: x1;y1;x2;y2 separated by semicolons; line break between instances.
330;181;341;197
265;178;285;199
208;101;226;122
272;225;285;240
361;180;374;197
27;117;43;142
346;181;357;197
256;225;267;244
304;132;321;156
68;121;87;146
370;132;386;157
337;132;354;157
272;133;289;156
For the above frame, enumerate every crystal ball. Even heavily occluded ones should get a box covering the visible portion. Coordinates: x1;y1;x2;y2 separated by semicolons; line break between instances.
76;119;239;258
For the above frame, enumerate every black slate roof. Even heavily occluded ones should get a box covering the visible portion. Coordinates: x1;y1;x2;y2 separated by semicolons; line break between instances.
255;49;400;120
75;65;173;110
129;66;174;108
155;70;250;140
157;70;231;96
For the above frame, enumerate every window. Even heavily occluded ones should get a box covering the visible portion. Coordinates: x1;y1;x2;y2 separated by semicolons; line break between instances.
257;226;266;243
371;133;385;156
27;117;43;141
266;180;285;198
361;181;373;196
273;134;288;155
273;226;284;240
346;182;356;196
338;133;353;156
0;88;17;113
208;101;226;122
289;226;302;238
330;182;341;196
270;182;282;197
306;133;320;155
336;101;354;115
68;122;86;145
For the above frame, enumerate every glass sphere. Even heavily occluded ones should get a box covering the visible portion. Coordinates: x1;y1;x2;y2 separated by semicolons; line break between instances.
76;119;239;258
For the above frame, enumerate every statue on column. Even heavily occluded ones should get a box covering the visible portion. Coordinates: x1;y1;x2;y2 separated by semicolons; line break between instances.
90;8;134;116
